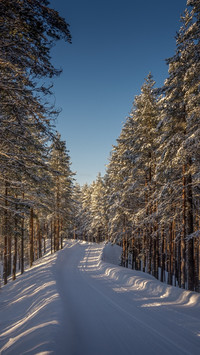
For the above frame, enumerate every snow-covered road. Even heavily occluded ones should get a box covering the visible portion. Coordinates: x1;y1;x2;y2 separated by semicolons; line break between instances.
55;241;200;355
1;240;200;354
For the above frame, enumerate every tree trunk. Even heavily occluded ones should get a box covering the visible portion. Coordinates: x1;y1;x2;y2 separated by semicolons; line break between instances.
21;192;25;274
54;217;56;252
172;219;176;286
7;228;12;277
132;237;135;270
181;164;186;289
61;218;63;249
160;225;165;283
167;223;173;285
12;206;18;281
122;237;126;267
51;221;53;254
147;230;152;274
30;208;34;267
187;167;194;291
142;229;147;272
3;184;8;285
38;219;42;258
56;214;60;251
21;218;24;274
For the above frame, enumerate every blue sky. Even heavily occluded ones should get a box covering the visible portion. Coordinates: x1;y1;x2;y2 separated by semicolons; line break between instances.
50;0;187;186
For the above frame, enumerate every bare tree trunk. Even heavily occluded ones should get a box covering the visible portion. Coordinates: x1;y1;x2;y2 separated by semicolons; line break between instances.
198;237;200;292
61;218;63;249
56;214;59;251
181;164;186;289
30;208;34;267
167;223;173;285
7;227;12;277
38;219;42;258
147;232;152;274
187;166;194;291
142;229;147;272
54;217;56;252
12;233;17;281
172;219;176;286
3;183;8;285
132;237;135;270
122;237;126;267
43;224;46;254
34;221;38;260
12;205;18;281
21;192;26;274
194;237;199;292
51;221;53;254
3;237;8;284
21;220;24;274
160;225;165;283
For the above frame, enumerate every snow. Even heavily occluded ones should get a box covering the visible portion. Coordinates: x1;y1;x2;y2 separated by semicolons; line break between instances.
0;240;200;355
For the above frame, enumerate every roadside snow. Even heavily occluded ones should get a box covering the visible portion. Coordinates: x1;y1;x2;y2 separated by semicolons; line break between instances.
0;240;200;355
102;242;122;265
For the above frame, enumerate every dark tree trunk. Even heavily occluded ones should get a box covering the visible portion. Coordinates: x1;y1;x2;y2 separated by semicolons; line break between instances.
21;192;25;275
181;164;186;289
13;206;18;281
160;226;165;283
21;218;24;274
38;220;42;258
147;231;152;275
7;229;12;277
187;167;194;291
12;234;17;281
142;229;147;272
51;221;53;254
54;217;56;252
3;184;8;285
132;237;135;270
30;208;34;267
167;223;173;285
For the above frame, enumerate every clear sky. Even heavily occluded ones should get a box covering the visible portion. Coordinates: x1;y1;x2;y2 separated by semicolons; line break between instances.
50;0;187;186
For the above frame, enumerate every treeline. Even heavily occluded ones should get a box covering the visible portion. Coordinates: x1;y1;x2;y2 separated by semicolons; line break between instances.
0;0;74;285
74;0;200;292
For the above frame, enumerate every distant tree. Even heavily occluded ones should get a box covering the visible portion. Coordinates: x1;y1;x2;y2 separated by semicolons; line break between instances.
79;184;93;242
71;183;83;240
89;174;107;243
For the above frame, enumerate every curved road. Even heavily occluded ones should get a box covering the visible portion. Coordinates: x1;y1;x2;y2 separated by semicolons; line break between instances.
55;242;200;355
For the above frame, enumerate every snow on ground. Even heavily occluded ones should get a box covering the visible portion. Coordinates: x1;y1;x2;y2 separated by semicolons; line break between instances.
102;242;122;266
0;240;200;355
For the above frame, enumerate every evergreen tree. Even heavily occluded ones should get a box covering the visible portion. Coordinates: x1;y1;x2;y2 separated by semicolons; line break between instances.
0;0;72;284
49;133;74;251
157;0;200;291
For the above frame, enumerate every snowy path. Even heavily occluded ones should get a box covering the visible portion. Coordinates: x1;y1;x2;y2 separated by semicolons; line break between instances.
55;241;200;355
0;241;200;354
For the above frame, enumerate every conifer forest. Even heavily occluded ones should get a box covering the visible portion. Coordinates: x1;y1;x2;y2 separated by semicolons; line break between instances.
0;0;200;296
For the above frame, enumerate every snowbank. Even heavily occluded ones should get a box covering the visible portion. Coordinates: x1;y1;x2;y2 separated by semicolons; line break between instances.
102;242;122;265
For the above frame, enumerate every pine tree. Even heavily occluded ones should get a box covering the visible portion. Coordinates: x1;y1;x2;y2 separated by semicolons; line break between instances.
157;1;200;291
106;74;160;271
49;133;74;251
0;0;72;284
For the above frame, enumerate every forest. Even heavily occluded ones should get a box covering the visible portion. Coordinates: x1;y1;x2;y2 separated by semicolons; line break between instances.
72;0;200;292
0;0;74;285
0;0;199;294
